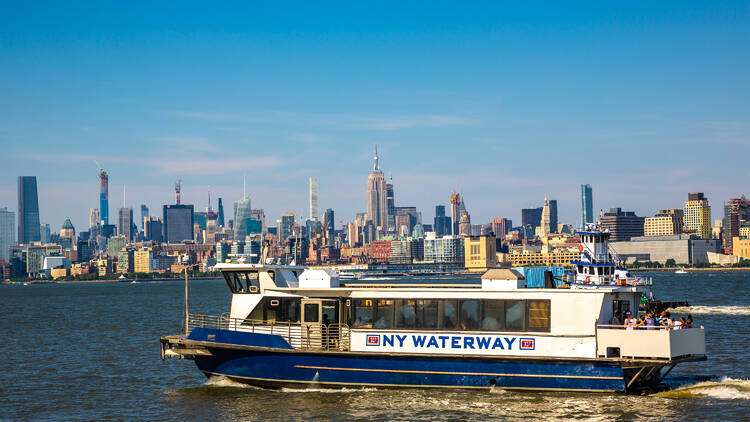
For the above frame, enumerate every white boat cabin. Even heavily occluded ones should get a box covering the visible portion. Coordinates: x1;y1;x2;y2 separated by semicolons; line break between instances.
199;263;706;362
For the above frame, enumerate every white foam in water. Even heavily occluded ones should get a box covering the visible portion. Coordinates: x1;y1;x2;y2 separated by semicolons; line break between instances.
668;305;750;315
659;377;750;400
204;375;255;388
280;386;378;393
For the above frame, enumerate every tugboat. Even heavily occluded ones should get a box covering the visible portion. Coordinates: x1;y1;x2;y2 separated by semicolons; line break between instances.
160;232;705;393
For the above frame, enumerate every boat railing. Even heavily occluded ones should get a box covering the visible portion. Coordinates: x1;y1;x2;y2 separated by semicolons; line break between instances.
595;324;705;359
186;313;350;351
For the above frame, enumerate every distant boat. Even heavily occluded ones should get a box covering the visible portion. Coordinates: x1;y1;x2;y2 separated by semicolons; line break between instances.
675;268;688;274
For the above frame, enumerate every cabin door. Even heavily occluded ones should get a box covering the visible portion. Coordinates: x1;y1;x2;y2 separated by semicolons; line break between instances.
301;299;323;348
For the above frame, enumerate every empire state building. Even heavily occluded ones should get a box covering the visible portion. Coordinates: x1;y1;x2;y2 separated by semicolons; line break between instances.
366;146;388;229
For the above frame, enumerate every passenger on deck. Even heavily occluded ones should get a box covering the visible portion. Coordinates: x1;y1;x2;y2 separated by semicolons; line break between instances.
611;312;622;326
624;311;637;329
674;317;683;330
685;315;693;328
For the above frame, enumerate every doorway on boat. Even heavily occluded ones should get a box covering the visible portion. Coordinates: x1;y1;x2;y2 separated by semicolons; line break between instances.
612;299;630;325
301;299;340;349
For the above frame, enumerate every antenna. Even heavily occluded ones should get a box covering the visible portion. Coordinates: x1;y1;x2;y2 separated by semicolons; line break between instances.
123;185;126;207
175;179;182;205
207;186;212;212
243;175;246;199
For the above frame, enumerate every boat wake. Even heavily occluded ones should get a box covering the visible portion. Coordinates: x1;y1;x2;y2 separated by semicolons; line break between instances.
655;377;750;400
280;386;378;393
668;305;750;316
204;375;259;389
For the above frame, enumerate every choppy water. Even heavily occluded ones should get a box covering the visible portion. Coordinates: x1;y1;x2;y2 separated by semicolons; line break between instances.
2;271;749;421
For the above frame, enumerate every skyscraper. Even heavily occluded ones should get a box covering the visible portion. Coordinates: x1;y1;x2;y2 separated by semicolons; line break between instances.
309;178;318;221
366;146;388;229
599;208;645;241
89;208;100;229
386;180;395;231
217;198;225;227
234;197;252;240
549;199;558;234
581;184;593;227
163;204;194;243
434;205;450;237
322;208;334;246
39;223;51;244
521;207;542;232
99;169;109;225
18;176;40;244
685;193;712;240
118;207;133;241
278;212;295;243
723;196;750;251
140;205;149;230
0;207;15;261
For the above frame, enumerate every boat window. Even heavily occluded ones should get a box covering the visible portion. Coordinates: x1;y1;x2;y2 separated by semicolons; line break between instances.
459;300;481;330
304;304;319;323
246;297;300;323
439;300;459;330
416;300;439;329
527;300;550;332
322;301;337;323
577;265;583;273
243;272;260;291
505;300;526;331
374;299;393;329
352;299;374;328
482;300;504;330
395;300;417;329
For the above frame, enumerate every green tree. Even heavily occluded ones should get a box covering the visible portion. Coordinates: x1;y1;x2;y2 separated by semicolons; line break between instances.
665;258;676;267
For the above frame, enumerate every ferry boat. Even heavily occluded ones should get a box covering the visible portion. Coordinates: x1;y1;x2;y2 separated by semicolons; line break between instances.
160;229;706;394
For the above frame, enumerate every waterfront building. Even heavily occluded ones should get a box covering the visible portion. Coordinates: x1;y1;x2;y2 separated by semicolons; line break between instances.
370;240;391;262
599;208;645;241
89;208;100;229
389;239;412;264
433;205;450;237
464;235;497;271
278;212;295;243
99;169;109;225
309;178;318;221
118;207;133;241
610;235;720;265
581;184;593;227
507;249;579;267
17;176;41;244
134;248;153;273
684;192;712;240
107;235;127;256
644;209;684;237
423;233;464;265
163;204;194;243
366;146;388;229
0;207;15;262
117;248;135;273
723;196;750;252
733;237;750;260
40;223;51;244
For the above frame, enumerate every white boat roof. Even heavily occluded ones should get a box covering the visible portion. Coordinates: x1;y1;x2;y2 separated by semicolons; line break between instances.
214;263;308;271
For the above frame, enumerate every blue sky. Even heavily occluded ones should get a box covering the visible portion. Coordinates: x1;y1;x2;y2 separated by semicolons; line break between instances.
1;2;748;232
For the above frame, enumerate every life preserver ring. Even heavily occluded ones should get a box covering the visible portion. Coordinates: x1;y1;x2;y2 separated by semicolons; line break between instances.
585;276;591;284
578;244;584;252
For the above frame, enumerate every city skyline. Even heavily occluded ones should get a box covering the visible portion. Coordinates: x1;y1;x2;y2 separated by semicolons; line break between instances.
1;3;749;230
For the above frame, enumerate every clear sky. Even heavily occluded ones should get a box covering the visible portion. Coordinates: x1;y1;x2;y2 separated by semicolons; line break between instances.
1;2;748;232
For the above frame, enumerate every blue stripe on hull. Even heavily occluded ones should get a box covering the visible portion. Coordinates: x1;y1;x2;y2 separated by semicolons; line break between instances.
194;348;626;392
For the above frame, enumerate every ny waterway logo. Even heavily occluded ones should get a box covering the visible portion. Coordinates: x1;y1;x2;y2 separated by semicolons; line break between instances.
365;333;535;351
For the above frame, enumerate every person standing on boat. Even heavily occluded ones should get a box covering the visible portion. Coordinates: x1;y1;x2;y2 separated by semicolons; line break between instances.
624;311;637;329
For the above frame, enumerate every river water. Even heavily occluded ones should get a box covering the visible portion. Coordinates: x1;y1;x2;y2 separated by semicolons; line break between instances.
2;271;749;421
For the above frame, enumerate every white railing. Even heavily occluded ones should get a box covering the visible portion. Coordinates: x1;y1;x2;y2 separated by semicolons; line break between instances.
187;313;350;351
596;325;705;359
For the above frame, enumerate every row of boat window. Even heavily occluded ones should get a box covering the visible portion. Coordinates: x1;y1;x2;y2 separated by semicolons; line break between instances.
578;266;614;276
351;299;550;332
243;297;551;333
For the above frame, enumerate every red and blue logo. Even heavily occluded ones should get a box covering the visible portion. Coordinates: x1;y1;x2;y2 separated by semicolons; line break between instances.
366;335;380;346
520;338;535;350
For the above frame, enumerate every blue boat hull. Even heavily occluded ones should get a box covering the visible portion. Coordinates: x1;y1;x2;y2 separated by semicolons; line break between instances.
187;328;626;392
